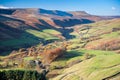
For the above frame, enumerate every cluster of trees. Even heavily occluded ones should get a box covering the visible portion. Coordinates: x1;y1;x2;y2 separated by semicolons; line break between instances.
112;27;120;32
41;46;67;64
0;70;46;80
0;41;69;71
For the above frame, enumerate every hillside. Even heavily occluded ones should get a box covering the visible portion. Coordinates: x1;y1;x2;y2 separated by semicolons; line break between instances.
67;18;120;51
0;8;118;38
0;8;97;55
50;18;120;80
0;18;119;80
0;8;120;80
52;52;120;80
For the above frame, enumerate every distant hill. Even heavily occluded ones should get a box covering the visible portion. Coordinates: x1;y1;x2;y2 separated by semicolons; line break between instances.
69;11;90;16
0;8;96;40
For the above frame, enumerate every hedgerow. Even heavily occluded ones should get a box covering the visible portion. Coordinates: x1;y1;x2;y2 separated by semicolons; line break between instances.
0;69;46;80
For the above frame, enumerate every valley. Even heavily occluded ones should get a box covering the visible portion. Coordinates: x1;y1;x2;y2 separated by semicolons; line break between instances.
0;8;120;80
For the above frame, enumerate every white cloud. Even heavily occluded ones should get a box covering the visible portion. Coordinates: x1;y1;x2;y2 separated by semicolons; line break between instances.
0;5;13;9
112;7;116;10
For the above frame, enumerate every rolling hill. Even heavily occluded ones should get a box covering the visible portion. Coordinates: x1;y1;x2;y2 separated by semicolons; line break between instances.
50;18;120;80
0;8;97;55
0;8;120;80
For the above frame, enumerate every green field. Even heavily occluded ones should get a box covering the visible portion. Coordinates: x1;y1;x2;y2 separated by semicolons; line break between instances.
0;29;61;55
0;29;60;47
52;49;120;80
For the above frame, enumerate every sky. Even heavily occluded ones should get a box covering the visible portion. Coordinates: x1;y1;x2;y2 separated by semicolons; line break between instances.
0;0;120;16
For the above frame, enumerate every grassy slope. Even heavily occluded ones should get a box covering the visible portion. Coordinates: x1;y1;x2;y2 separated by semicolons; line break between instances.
85;19;120;49
0;28;62;58
0;29;60;47
71;18;120;38
51;19;120;80
50;49;116;69
68;19;120;49
0;29;61;55
85;31;120;50
52;50;120;80
26;29;60;40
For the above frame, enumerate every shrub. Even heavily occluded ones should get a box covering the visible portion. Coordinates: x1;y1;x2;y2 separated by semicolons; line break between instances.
0;70;24;80
42;47;66;64
23;70;32;80
31;71;37;80
0;70;46;80
83;53;94;60
24;60;36;69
